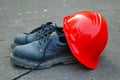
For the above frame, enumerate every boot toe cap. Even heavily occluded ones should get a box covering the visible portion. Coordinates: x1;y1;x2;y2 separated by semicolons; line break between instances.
13;43;42;62
14;34;27;45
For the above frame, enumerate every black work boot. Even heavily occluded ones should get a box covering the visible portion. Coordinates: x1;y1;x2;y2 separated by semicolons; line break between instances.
11;22;63;49
10;31;77;69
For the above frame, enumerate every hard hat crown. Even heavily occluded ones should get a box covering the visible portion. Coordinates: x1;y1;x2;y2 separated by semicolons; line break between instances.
63;11;108;69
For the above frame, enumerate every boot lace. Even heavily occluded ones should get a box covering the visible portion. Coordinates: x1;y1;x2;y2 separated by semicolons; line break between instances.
24;22;56;43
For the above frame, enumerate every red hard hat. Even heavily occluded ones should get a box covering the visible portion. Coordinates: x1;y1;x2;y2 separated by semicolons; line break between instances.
63;11;108;69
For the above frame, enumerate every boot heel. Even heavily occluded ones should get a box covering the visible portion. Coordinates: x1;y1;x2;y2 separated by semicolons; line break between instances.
62;60;77;65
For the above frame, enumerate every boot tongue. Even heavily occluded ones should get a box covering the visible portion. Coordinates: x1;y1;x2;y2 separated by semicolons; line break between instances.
46;22;57;30
51;23;57;31
49;31;59;40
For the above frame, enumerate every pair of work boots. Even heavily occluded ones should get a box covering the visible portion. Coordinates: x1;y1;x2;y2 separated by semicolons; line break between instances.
10;22;77;69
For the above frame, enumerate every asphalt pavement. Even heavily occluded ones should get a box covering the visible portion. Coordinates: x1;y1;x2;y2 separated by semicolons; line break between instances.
0;0;120;80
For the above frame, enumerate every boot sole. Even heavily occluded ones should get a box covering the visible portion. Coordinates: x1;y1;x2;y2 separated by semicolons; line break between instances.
10;53;78;69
